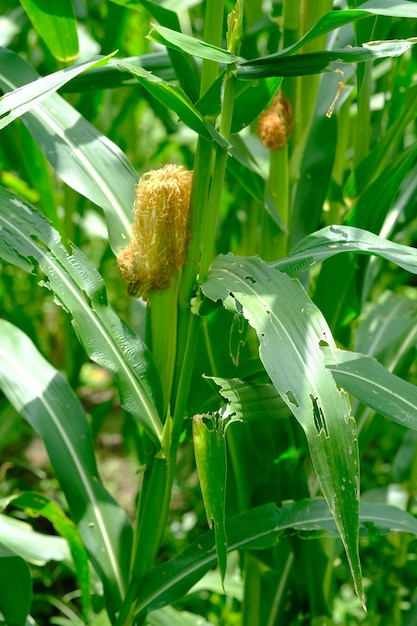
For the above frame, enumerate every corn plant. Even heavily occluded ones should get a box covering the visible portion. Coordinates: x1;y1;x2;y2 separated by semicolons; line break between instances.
1;0;417;624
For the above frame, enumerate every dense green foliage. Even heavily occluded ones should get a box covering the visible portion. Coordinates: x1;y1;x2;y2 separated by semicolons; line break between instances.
1;0;417;624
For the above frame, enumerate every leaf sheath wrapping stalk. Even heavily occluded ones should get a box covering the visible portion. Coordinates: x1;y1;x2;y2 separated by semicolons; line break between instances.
202;253;364;605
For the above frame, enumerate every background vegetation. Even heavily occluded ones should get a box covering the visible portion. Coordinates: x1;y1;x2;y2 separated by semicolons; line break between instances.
1;0;417;624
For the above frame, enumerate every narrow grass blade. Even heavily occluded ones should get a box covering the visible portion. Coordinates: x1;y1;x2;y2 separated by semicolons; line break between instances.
325;349;417;431
275;225;417;277
0;50;137;254
19;0;78;61
0;320;132;618
0;188;164;446
202;254;365;606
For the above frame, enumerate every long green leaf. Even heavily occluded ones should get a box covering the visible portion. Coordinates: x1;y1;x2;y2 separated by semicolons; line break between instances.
0;320;132;618
0;49;137;254
258;1;417;60
19;0;78;61
0;544;32;626
0;188;164;446
274;225;417;277
238;40;417;79
61;52;176;92
134;498;417;618
326;349;417;432
0;52;116;130
202;254;364;606
118;59;228;148
114;0;201;101
148;24;238;64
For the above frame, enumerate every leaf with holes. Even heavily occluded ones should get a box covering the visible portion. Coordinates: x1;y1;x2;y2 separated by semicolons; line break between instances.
202;253;365;607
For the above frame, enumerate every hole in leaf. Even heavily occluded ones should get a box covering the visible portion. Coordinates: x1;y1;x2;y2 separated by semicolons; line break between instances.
286;391;299;407
245;275;256;284
310;394;329;437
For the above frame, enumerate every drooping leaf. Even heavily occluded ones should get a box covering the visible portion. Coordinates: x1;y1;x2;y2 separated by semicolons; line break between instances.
19;0;78;61
0;49;137;254
0;543;32;626
274;225;417;277
0;320;133;618
134;498;417;618
202;254;364;606
0;52;116;131
0;188;164;446
265;1;417;59
325;349;417;432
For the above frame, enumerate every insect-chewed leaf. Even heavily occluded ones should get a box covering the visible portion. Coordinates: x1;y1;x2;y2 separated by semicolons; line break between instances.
202;253;365;607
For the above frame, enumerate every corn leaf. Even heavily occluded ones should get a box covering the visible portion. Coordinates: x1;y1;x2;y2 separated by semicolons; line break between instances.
0;49;137;254
326;349;417;431
0;188;164;446
276;0;417;57
0;51;116;130
148;24;238;64
202;254;364;606
19;0;78;61
0;320;133;618
118;59;228;148
275;225;417;278
134;498;417;618
238;39;417;79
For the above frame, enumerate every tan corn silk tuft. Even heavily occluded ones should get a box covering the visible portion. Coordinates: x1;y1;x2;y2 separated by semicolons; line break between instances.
258;92;293;150
117;164;193;298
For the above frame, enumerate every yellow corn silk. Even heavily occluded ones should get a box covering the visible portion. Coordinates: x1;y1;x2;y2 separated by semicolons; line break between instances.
258;91;293;150
117;164;193;299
